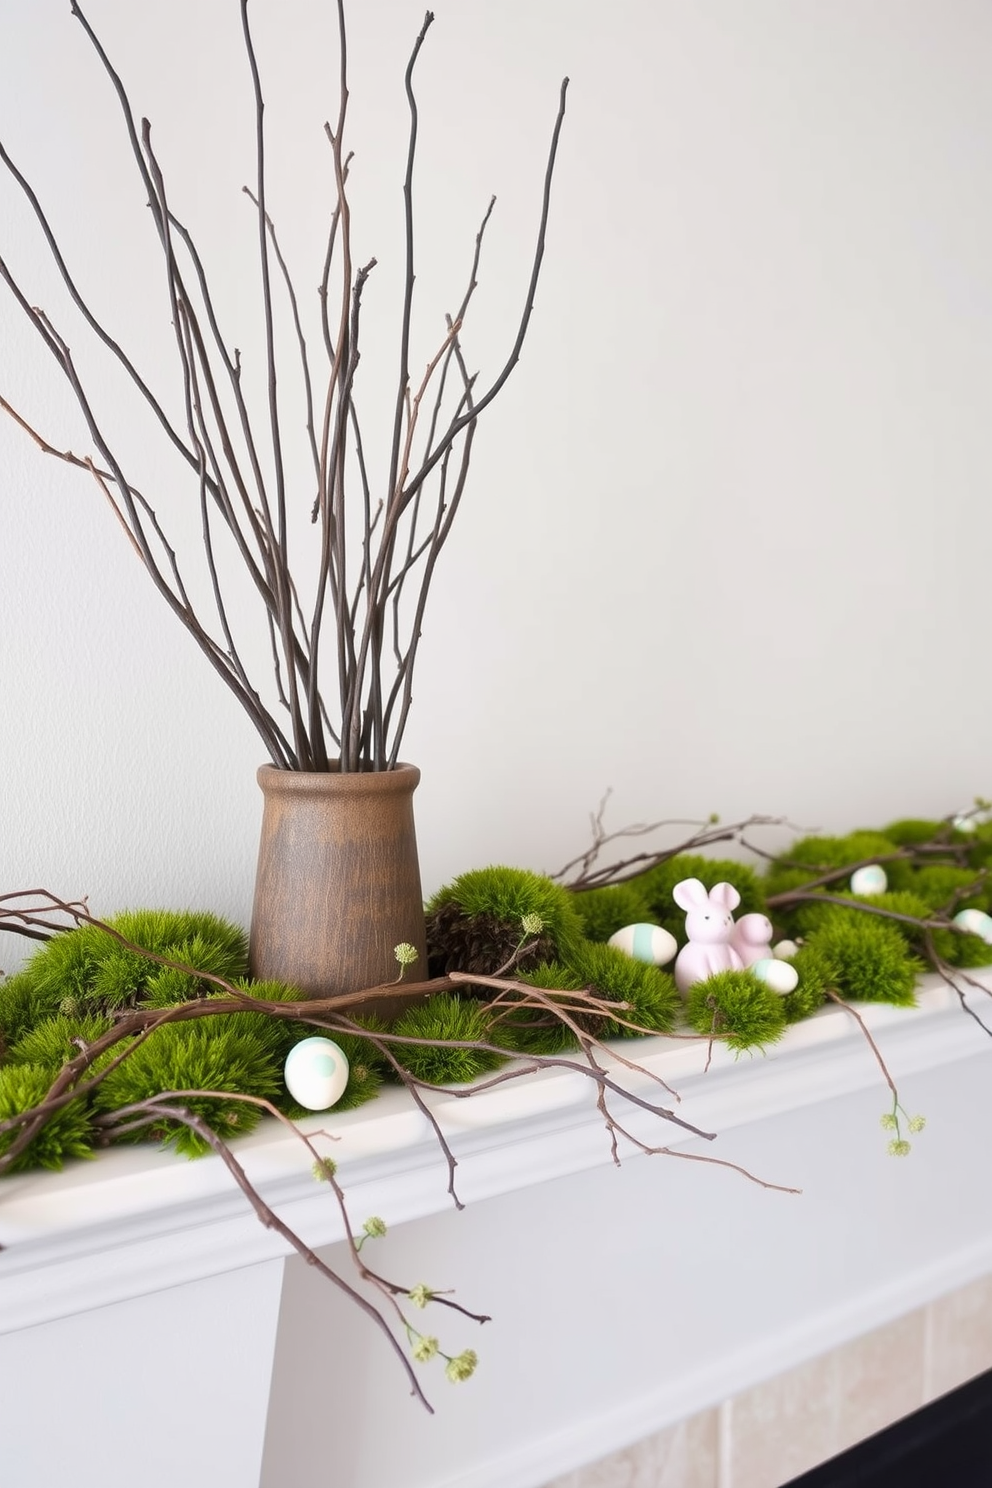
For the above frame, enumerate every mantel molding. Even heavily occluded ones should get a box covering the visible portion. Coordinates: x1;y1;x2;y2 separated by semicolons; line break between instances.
2;970;991;1336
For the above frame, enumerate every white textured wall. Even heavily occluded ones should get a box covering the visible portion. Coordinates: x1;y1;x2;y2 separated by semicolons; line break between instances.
2;1;991;964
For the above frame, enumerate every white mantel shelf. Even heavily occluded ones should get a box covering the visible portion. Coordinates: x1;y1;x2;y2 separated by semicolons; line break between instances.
4;969;992;1337
7;971;992;1488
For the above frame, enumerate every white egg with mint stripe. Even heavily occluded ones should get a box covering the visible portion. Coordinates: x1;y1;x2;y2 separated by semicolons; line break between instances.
952;908;992;945
751;958;799;995
607;923;678;967
284;1036;350;1111
849;864;888;896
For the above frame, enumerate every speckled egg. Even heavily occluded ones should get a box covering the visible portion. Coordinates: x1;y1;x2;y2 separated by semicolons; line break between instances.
850;865;888;897
284;1036;350;1111
608;923;678;966
953;908;992;945
751;958;799;995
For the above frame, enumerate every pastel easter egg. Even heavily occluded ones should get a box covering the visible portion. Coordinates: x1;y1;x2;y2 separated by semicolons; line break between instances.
752;958;799;995
608;922;678;967
284;1036;350;1111
850;865;888;897
773;939;799;960
953;909;992;945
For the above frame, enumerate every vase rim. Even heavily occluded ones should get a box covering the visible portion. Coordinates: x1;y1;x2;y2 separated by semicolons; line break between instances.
256;760;421;795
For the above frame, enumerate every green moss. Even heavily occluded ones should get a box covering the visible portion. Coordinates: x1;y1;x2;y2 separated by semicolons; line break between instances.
567;941;679;1036
805;914;920;1005
497;963;583;1055
7;910;248;1020
0;1064;94;1172
426;866;586;975
685;970;787;1052
781;944;835;1022
204;979;309;1065
571;884;654;943
770;833;911;895
910;865;989;914
6;1013;113;1070
92;1021;279;1157
882;819;949;847
427;867;583;950
391;995;507;1085
631;855;766;940
0;971;61;1051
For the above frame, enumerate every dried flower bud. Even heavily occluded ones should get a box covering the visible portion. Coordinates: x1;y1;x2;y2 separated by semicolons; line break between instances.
887;1139;911;1157
445;1349;478;1382
908;1115;927;1134
394;942;419;966
412;1335;439;1363
520;913;544;936
879;1113;898;1131
408;1283;434;1309
363;1216;387;1239
312;1157;337;1182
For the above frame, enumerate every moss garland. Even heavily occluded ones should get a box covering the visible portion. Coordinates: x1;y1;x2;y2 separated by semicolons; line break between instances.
3;814;992;1175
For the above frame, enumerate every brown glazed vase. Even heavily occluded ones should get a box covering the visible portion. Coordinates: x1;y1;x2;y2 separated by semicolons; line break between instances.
248;762;428;1016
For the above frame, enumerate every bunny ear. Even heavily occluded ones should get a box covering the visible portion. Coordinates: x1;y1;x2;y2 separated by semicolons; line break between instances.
709;882;741;912
673;877;708;910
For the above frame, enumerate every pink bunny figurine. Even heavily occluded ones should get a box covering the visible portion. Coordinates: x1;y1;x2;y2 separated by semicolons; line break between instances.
672;878;744;994
730;912;775;968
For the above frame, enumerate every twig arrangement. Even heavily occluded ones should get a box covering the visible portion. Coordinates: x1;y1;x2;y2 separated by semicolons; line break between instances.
0;2;568;771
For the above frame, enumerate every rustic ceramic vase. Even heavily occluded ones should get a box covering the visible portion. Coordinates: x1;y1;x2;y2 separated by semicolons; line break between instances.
249;762;428;1013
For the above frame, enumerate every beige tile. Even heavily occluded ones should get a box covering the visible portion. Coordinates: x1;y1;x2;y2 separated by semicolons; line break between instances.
832;1310;925;1454
926;1272;992;1401
728;1313;925;1488
726;1350;838;1488
541;1408;719;1488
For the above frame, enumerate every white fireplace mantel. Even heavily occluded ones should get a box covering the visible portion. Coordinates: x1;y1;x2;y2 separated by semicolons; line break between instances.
4;972;992;1488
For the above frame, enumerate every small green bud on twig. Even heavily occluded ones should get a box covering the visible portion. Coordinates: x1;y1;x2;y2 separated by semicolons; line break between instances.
408;1282;434;1309
312;1157;337;1182
445;1349;478;1382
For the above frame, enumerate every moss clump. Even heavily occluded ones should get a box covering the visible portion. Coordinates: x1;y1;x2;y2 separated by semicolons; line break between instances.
206;979;308;1066
3;910;248;1024
685;970;787;1053
882;818;952;848
6;1013;113;1071
781;944;835;1022
629;855;766;942
910;865;989;914
804;914;919;1006
567;942;679;1037
92;1021;280;1157
391;995;507;1085
0;972;63;1052
571;884;654;943
425;866;585;976
0;1064;94;1172
767;833;911;898
498;963;583;1055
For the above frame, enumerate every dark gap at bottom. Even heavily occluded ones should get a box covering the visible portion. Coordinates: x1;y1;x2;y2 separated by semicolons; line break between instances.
781;1365;992;1488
